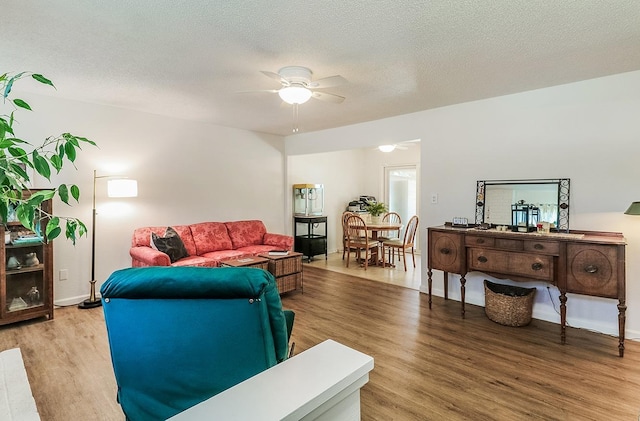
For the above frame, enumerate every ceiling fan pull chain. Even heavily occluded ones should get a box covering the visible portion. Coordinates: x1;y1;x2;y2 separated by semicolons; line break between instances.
292;103;299;133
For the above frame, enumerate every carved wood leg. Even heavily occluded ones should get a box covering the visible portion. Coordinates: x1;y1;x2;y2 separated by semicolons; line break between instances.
460;275;466;319
444;271;449;300
427;269;433;309
559;291;567;345
618;300;627;357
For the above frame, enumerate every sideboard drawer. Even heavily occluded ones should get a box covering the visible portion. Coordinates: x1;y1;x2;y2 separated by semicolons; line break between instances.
465;235;495;247
469;248;553;281
494;238;523;251
524;240;560;255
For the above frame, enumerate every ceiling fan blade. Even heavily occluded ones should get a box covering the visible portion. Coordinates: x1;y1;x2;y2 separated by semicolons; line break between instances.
309;75;347;89
260;70;288;85
237;89;280;94
311;91;345;104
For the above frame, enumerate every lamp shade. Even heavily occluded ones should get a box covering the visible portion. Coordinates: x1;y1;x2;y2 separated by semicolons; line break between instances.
107;179;138;198
278;86;312;104
624;201;640;215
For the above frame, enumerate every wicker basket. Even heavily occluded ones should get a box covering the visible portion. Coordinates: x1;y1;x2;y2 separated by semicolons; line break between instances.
484;280;536;327
277;273;301;294
267;256;302;277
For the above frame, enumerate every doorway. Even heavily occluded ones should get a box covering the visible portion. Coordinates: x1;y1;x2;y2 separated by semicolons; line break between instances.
384;165;419;252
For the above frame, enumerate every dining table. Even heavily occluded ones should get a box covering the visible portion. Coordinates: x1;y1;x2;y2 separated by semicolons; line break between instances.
365;221;402;241
365;221;403;266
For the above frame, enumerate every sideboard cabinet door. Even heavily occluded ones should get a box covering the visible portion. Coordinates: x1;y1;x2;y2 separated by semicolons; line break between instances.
566;243;621;298
429;231;465;274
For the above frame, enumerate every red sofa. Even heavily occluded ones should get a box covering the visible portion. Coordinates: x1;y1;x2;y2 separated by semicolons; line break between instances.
130;220;294;267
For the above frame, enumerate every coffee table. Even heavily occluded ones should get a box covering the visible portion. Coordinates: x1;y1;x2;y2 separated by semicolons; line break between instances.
219;256;269;270
258;251;303;294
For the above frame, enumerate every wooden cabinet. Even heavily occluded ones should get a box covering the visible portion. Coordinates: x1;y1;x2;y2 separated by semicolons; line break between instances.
1;192;54;325
294;216;327;263
427;225;626;356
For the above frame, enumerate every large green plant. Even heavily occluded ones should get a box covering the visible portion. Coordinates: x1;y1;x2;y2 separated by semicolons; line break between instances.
0;71;96;243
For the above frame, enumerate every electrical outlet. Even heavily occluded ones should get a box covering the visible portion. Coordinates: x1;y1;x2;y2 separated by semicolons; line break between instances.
59;269;68;281
431;193;438;204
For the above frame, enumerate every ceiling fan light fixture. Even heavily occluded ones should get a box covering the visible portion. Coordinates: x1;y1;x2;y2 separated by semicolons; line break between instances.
279;86;312;104
378;144;396;152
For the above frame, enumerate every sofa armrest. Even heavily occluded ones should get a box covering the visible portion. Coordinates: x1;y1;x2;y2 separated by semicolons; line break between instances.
263;233;294;251
130;246;171;267
168;339;374;421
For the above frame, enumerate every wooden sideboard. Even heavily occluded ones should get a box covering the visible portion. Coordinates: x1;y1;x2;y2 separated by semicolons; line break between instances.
427;225;627;356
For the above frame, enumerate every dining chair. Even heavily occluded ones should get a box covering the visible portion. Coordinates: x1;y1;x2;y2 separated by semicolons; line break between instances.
378;212;402;241
345;214;379;270
377;212;402;263
381;215;419;271
341;211;354;260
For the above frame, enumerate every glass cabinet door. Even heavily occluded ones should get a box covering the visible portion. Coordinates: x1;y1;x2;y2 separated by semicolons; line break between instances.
4;243;45;313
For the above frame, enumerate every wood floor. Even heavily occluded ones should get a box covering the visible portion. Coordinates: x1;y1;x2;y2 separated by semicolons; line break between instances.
1;264;640;420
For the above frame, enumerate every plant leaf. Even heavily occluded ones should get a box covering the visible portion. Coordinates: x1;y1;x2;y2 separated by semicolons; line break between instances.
15;203;35;231
3;72;25;98
50;154;63;172
64;142;77;162
13;99;32;111
45;216;61;240
32;74;55;88
58;184;69;204
33;152;51;180
70;184;80;202
65;219;78;245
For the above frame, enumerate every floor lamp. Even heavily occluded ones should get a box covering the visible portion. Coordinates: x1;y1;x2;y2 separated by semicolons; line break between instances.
79;170;138;309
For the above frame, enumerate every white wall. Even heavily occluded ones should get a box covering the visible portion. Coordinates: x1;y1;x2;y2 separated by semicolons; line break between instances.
284;70;640;340
15;93;286;305
286;146;419;252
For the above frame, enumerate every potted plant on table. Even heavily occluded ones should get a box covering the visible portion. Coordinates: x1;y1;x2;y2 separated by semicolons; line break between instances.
365;202;388;224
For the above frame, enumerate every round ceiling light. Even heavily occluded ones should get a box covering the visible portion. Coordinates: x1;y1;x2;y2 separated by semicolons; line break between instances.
378;145;396;152
279;86;312;104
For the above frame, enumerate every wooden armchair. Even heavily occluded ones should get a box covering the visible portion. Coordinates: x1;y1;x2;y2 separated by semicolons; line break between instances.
345;214;379;270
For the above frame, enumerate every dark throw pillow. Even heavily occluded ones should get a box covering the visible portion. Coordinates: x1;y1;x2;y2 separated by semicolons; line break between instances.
151;227;189;263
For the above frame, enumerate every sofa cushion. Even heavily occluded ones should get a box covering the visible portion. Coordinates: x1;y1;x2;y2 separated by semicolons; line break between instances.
132;225;197;257
151;227;189;263
225;220;266;249
190;222;233;255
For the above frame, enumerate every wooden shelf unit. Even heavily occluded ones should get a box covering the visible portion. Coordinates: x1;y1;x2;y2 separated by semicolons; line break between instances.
1;190;54;326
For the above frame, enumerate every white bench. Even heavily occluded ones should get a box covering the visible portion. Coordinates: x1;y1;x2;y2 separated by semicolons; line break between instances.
0;348;40;421
169;339;374;421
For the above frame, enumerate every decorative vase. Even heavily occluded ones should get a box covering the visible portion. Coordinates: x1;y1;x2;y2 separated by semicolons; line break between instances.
371;216;382;224
27;286;40;305
6;256;20;270
24;252;39;267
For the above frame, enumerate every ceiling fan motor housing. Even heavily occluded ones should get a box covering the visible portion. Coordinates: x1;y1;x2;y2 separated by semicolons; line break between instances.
278;66;313;87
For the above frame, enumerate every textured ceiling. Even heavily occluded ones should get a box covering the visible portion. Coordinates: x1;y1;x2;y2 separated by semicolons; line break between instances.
3;1;640;136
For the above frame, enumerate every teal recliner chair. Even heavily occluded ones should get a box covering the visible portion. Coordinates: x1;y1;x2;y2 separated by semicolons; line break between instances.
100;266;295;421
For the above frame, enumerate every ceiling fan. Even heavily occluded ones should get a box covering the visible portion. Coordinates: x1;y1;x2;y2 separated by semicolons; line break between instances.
376;140;420;152
258;66;348;105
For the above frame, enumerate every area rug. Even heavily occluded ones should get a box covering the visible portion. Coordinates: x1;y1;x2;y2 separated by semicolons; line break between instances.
0;348;40;421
